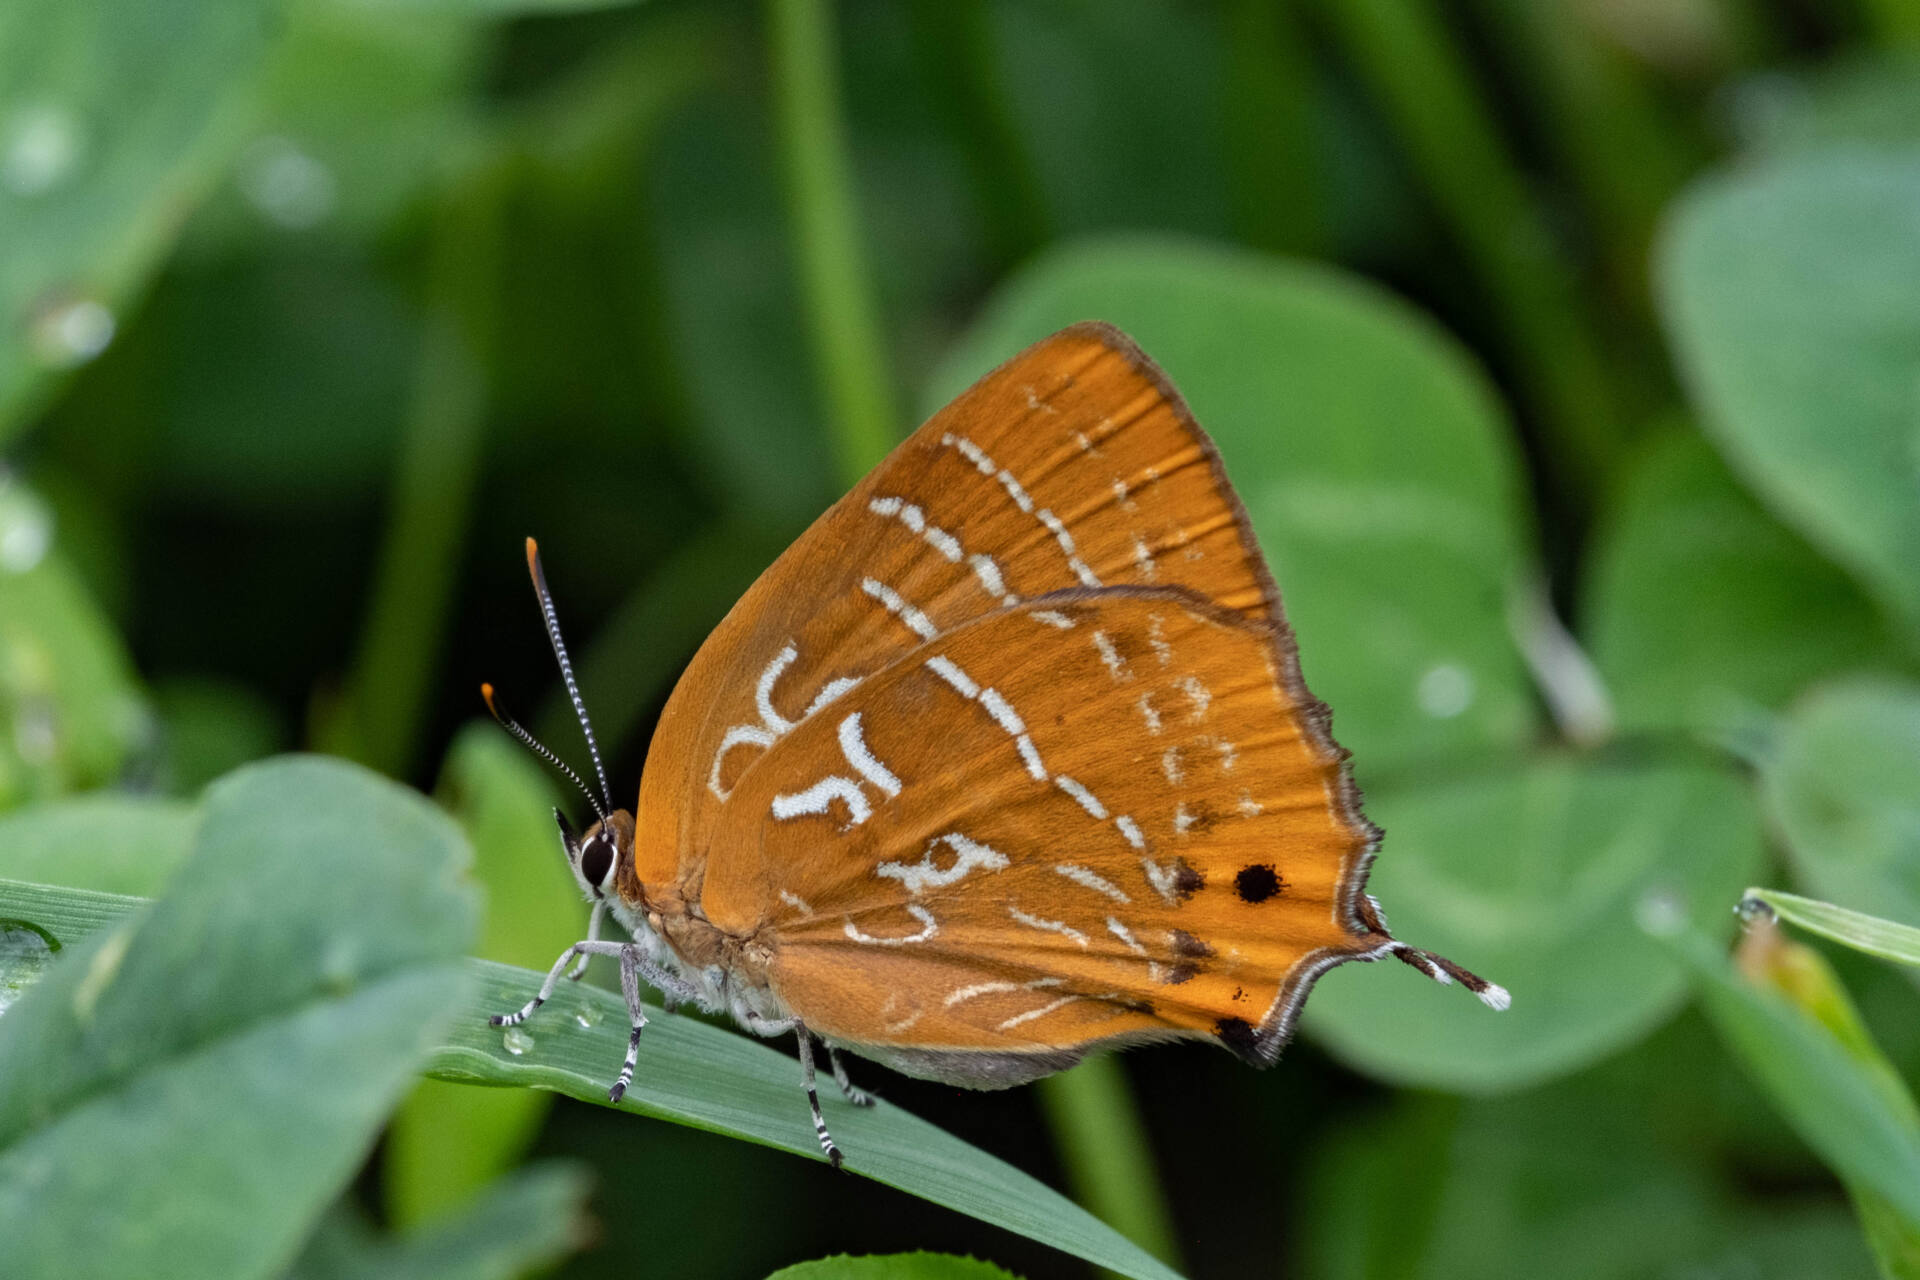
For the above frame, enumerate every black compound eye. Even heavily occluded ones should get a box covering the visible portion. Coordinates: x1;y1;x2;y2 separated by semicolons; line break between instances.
578;837;615;892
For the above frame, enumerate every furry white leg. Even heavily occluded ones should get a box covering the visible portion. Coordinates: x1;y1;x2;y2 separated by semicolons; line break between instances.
827;1046;873;1107
608;943;650;1103
793;1026;844;1170
564;900;607;981
490;938;632;1028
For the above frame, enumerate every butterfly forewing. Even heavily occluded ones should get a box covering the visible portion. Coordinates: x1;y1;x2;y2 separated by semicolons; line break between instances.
634;323;1302;896
698;590;1384;1076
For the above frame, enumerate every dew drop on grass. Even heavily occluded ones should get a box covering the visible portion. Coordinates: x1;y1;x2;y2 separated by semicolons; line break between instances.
0;920;57;1018
2;105;85;196
502;1025;534;1056
1416;663;1474;719
574;1001;601;1030
0;474;53;574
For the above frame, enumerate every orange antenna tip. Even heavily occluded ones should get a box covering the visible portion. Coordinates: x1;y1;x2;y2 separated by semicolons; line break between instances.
480;682;501;717
524;536;540;570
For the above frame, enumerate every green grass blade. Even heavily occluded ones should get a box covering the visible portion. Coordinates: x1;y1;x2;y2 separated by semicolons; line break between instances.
766;0;900;485
1035;1060;1183;1272
0;879;1186;1280
1742;889;1920;970
1660;922;1920;1226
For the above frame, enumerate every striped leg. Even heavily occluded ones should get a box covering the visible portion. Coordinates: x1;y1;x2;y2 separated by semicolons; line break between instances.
828;1047;874;1107
608;942;650;1103
564;901;607;981
793;1026;844;1169
490;939;630;1028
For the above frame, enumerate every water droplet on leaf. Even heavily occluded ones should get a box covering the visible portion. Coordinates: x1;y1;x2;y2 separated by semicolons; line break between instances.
2;106;85;196
1416;663;1474;719
502;1025;534;1056
29;295;116;368
0;920;58;1018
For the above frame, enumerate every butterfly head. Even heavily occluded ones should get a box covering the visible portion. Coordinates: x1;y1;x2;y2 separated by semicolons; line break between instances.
555;806;634;902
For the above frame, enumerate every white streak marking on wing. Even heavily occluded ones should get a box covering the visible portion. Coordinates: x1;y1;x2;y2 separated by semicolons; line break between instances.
837;712;901;798
1036;507;1102;588
1113;477;1136;511
861;577;937;641
1114;815;1145;850
1014;733;1046;779
968;553;1015;604
998;995;1082;1031
843;903;938;946
945;976;1062;1008
1136;692;1162;735
899;503;925;532
997;469;1034;513
1161;746;1186;786
1091;630;1130;681
980;687;1026;736
944;433;996;475
938;434;1104;586
772;776;871;826
925;527;963;561
876;833;1009;896
1217;739;1238;772
709;724;776;801
926;654;979;699
756;645;799;733
1175;802;1197;834
1008;905;1088;948
1237;790;1264;817
1134;535;1157;581
1148;614;1173;666
1031;610;1076;629
1143;860;1181;904
1054;774;1108;820
803;676;860;719
1054;863;1131;902
1178;674;1213;721
778;890;814;916
1107;916;1166;982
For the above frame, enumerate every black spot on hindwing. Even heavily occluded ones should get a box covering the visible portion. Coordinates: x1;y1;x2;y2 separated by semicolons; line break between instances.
1215;1016;1261;1062
1235;863;1282;903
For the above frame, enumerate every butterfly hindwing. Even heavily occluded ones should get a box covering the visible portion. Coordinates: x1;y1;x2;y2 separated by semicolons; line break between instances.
631;323;1303;895
699;590;1385;1077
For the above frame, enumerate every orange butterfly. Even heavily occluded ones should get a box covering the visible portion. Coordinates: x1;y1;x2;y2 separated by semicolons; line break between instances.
485;322;1505;1166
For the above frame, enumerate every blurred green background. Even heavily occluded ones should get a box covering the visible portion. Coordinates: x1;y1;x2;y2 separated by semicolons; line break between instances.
4;1;1920;1277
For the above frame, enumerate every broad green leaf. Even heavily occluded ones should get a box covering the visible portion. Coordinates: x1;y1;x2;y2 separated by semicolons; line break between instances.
1760;677;1920;941
0;549;149;807
767;1254;1021;1280
1745;888;1920;969
1659;149;1920;633
1737;56;1920;157
285;1163;592;1280
0;757;477;1280
1667;921;1920;1229
0;791;193;894
0;883;1186;1280
1584;431;1910;738
181;3;487;256
0;0;280;436
1297;1078;1879;1280
932;237;1538;778
1733;917;1920;1275
1306;755;1763;1091
384;724;586;1226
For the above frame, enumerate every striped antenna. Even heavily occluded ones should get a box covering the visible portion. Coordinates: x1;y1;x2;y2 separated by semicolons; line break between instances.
481;682;608;824
524;537;614;815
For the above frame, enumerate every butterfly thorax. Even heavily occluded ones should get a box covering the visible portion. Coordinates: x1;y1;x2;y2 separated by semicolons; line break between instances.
593;810;788;1029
